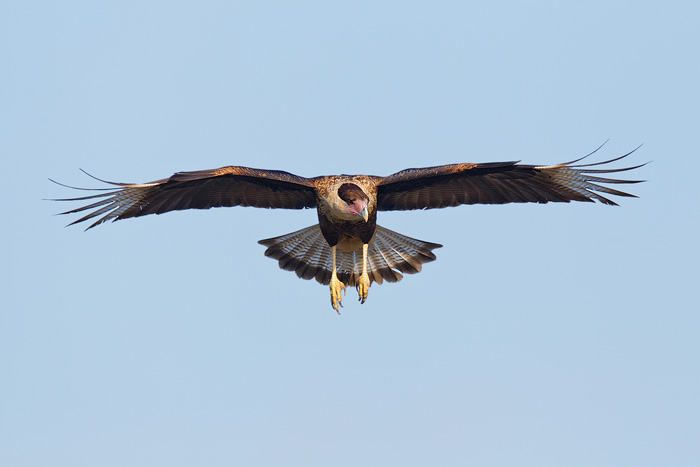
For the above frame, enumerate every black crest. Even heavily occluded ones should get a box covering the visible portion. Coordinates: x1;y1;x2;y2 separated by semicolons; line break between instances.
338;183;369;204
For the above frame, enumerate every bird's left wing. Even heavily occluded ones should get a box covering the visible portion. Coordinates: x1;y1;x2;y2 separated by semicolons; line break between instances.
377;149;645;210
51;166;317;230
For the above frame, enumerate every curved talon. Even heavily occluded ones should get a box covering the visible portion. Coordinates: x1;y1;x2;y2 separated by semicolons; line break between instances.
357;272;370;304
329;276;346;313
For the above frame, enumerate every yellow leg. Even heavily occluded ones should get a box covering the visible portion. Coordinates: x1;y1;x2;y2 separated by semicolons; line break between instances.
329;245;345;313
357;243;371;304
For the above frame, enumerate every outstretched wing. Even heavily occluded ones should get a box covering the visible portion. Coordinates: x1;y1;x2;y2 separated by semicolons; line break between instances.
51;166;317;229
377;148;646;210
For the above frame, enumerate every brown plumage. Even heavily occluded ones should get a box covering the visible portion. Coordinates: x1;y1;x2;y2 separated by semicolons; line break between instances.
51;146;645;312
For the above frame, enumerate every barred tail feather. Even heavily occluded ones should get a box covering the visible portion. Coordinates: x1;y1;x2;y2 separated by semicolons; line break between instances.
258;225;442;286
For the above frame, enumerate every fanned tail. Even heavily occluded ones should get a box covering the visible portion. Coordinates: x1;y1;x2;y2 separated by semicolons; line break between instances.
258;225;442;286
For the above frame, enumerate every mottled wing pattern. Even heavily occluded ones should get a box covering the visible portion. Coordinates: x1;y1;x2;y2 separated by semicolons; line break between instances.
377;149;646;210
52;166;317;229
258;225;442;286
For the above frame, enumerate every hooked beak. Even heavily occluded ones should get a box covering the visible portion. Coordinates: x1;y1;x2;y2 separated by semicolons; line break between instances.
349;199;370;222
359;205;369;222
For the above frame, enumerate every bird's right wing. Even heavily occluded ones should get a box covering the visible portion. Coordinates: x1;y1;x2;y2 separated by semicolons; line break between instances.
51;166;317;230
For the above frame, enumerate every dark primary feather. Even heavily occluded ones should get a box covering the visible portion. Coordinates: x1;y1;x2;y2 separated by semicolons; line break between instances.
51;166;317;230
52;147;646;230
377;148;646;210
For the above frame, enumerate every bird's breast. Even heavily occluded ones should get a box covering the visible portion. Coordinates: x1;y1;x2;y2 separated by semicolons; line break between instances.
336;235;366;253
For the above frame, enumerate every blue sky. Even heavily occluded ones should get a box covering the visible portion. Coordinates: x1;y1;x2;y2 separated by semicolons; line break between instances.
2;1;698;466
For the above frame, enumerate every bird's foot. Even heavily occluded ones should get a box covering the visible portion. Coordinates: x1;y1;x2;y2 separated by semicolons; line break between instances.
329;276;346;314
357;272;370;304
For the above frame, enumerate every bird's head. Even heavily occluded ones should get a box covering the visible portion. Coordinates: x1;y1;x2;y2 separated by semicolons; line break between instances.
337;183;369;222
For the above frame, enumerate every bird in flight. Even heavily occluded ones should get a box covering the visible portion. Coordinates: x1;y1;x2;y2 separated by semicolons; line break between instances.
52;146;645;313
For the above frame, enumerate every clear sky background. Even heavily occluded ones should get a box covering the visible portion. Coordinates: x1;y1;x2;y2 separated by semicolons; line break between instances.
2;1;698;466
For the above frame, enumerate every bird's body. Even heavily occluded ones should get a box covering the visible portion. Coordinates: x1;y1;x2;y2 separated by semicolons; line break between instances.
52;147;645;312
